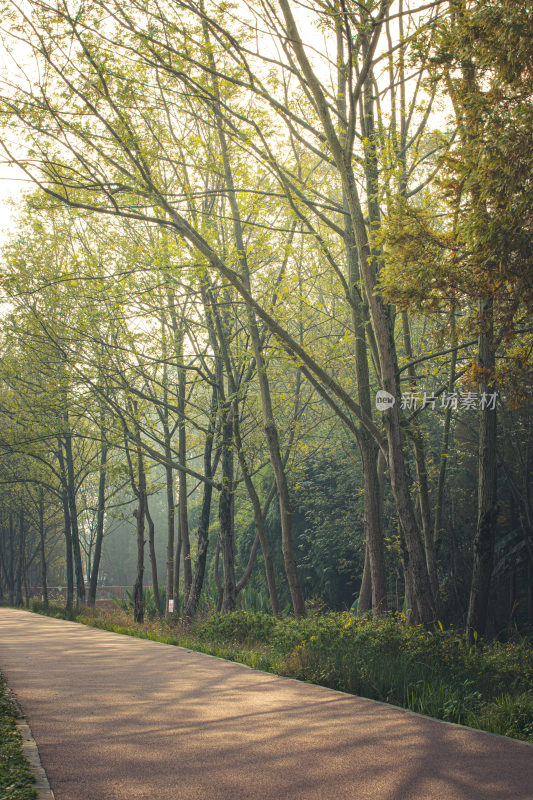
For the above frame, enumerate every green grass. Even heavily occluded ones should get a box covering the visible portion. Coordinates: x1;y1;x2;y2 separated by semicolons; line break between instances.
0;673;37;800
29;601;533;743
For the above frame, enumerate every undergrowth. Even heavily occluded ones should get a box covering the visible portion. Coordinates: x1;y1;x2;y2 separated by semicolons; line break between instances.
0;672;37;800
28;601;533;743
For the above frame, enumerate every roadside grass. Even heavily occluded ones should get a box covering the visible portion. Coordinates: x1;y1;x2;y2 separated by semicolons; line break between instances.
28;601;533;744
0;673;37;800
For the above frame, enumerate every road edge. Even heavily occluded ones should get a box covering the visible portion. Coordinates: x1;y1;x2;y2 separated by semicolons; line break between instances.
6;684;55;800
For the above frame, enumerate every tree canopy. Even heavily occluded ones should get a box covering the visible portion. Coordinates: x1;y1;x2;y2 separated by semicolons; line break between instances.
0;0;531;638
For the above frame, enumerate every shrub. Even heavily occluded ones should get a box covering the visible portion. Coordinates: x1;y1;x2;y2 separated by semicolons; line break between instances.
25;603;533;742
112;586;167;621
193;611;277;645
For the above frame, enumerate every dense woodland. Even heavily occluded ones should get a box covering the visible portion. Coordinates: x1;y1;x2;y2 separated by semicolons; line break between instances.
0;0;531;642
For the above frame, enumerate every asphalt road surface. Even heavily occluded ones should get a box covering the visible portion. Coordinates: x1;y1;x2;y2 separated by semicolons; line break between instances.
1;608;532;800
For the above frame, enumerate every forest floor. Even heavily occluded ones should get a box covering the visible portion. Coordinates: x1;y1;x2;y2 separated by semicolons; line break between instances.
1;606;532;800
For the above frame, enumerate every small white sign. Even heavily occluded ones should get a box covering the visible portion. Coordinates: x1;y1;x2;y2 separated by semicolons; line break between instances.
168;598;174;613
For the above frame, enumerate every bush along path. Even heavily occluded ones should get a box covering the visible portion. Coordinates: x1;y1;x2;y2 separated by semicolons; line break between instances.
29;602;533;744
0;672;37;800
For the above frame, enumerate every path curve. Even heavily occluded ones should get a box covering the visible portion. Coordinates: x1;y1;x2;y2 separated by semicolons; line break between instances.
1;608;531;800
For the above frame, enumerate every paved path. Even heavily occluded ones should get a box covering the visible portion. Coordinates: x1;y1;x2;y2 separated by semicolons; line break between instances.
1;609;532;800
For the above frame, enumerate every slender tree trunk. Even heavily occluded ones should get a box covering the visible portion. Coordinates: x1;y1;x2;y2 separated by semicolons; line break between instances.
527;560;533;625
56;442;74;608
146;497;162;617
433;315;457;596
133;469;146;625
38;488;48;609
346;206;388;615
15;506;24;606
214;535;223;612
62;425;86;606
163;429;175;616
184;409;215;620
126;409;147;625
508;569;516;627
159;316;176;615
404;568;416;618
63;493;74;609
234;415;281;616
467;298;498;644
166;291;192;605
88;428;107;607
174;522;182;616
401;311;440;610
358;544;372;614
236;506;280;617
7;513;14;604
204;271;281;616
219;409;236;612
383;395;436;625
177;359;192;604
133;493;145;624
184;382;219;621
360;438;388;612
23;562;30;608
0;530;5;602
